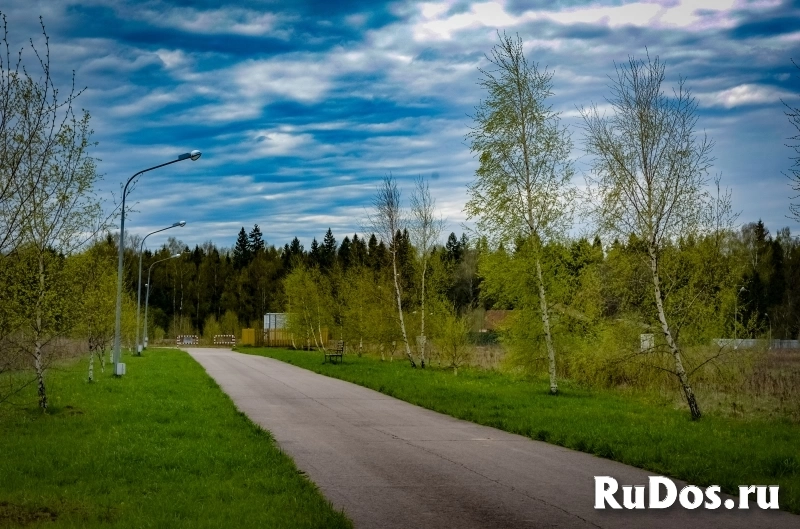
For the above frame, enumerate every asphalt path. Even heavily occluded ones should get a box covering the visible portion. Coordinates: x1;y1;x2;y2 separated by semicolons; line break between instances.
187;348;799;529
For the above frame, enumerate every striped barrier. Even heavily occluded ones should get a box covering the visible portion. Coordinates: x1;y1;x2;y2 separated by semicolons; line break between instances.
176;335;199;346
213;334;236;346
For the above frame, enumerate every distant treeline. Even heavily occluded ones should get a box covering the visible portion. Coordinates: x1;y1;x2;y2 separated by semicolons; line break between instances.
131;218;798;345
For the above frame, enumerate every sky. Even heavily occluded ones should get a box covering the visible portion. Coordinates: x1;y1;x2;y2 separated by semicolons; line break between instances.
2;0;800;252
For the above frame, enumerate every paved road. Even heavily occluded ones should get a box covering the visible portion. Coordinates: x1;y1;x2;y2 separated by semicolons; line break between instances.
188;348;799;529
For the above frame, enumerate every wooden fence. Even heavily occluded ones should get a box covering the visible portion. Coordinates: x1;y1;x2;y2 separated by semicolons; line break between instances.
238;327;329;348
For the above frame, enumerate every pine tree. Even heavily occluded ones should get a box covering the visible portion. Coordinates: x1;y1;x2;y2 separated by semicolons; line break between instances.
233;227;252;269
249;224;265;255
309;238;321;268
445;232;461;262
321;228;337;271
289;237;304;256
339;236;352;269
351;234;367;267
367;234;379;269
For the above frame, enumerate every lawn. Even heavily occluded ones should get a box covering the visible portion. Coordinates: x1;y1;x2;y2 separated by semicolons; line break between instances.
241;347;800;514
0;349;352;528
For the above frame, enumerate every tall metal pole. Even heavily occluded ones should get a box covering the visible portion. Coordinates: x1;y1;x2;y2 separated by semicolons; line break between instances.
113;151;201;376
136;221;185;355
144;253;181;351
144;282;150;348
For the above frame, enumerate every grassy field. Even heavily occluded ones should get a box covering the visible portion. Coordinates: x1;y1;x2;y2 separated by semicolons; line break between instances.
0;349;352;528
242;347;800;514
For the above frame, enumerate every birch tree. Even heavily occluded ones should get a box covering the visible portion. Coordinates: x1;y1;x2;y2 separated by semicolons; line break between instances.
368;175;417;367
409;175;444;367
465;32;575;394
0;17;103;409
786;59;800;221
580;53;714;420
74;241;117;381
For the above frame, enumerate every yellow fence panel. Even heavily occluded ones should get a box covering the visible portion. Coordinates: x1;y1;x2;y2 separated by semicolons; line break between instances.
241;328;255;346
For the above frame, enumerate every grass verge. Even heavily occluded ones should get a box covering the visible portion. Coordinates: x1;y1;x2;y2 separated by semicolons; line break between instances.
241;347;800;514
0;349;352;528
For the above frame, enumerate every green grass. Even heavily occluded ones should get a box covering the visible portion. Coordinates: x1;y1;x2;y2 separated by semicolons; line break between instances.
242;347;800;514
0;349;352;529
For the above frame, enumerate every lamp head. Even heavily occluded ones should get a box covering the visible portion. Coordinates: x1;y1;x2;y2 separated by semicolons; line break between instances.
178;150;202;161
173;220;186;228
171;253;181;259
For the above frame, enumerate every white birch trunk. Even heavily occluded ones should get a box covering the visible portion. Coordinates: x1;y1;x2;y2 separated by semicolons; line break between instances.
648;245;701;420
392;252;416;367
35;255;48;410
536;258;558;395
419;262;427;368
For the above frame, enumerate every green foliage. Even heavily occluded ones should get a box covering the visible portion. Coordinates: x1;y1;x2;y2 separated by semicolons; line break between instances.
465;32;575;246
219;310;240;338
283;265;333;348
0;349;352;528
432;307;472;369
72;242;117;359
202;314;222;343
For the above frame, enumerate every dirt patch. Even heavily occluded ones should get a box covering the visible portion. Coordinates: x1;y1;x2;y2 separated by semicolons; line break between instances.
0;501;58;526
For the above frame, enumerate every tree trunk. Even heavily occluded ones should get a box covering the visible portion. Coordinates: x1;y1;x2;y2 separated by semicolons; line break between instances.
35;253;48;410
648;245;701;420
316;298;326;351
536;258;558;395
34;344;47;410
392;251;416;367
419;261;427;368
88;348;94;382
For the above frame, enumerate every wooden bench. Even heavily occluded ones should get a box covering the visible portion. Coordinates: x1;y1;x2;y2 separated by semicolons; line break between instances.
324;340;344;364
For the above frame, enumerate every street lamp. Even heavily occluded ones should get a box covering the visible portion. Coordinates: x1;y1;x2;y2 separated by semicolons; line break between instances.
113;150;201;376
734;286;747;350
135;221;186;355
144;253;182;350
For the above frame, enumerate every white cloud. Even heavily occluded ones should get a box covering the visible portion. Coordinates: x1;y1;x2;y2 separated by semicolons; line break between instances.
410;0;769;43
109;89;184;117
413;1;520;40
231;58;333;102
136;7;287;37
253;131;315;156
697;83;794;108
156;49;191;70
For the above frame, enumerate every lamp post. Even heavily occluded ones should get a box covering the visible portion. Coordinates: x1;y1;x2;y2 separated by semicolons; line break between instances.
144;253;182;349
113;150;201;376
734;286;747;350
135;221;186;355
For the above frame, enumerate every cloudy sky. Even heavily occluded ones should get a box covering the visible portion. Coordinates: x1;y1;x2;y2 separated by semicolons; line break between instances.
3;0;799;251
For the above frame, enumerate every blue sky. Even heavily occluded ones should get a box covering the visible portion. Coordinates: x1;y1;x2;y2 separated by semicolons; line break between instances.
3;0;800;251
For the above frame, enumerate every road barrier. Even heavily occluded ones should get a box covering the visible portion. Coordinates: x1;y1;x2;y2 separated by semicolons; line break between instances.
213;334;236;346
176;335;199;346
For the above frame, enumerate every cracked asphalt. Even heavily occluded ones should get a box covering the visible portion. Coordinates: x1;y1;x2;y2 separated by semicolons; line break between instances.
187;348;799;529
